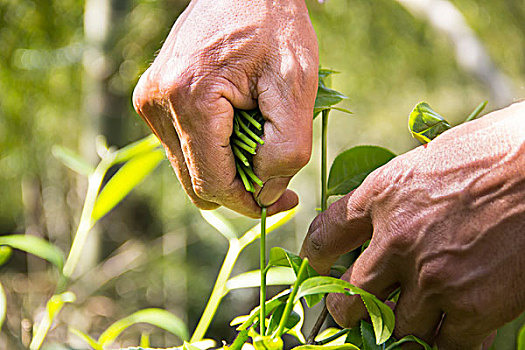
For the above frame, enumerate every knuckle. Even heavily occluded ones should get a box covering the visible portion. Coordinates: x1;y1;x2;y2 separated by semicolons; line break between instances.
278;139;312;173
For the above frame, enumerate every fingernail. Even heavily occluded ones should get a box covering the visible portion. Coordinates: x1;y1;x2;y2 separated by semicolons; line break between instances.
255;177;291;207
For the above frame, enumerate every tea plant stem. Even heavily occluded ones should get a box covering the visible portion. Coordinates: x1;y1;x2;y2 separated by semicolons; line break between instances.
190;239;242;343
237;116;264;145
321;109;329;212
260;207;267;335
234;122;257;149
61;152;116;283
307;305;329;344
274;258;309;338
239;110;262;130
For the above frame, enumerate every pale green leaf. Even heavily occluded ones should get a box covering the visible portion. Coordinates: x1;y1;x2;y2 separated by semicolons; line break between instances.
200;210;237;241
52;145;94;176
226;267;296;291
315;328;348;345
518;323;525;350
361;294;394;345
0;234;64;270
266;304;300;337
140;332;150;348
92;149;164;222
30;292;76;350
69;327;103;350
327;146;395;197
253;336;283;350
113;134;161;164
384;335;435;350
0;246;13;266
294;276;368;303
0;282;6;330
294;344;360;350
268;247;321;307
408;102;451;144
287;301;306;343
237;290;290;331
184;341;203;350
98;308;189;346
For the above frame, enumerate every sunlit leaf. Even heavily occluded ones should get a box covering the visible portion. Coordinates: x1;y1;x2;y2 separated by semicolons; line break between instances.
0;282;6;330
294;344;360;350
226;267;296;291
30;291;76;350
266;304;300;337
518;323;525;350
113;134;161;164
384;335;435;350
315;328;348;346
200;210;237;241
98;308;189;346
52;145;94;176
184;341;203;350
92;149;164;222
140;332;150;348
360;321;381;350
69;327;103;350
253;335;284;350
327;146;395;197
228;329;250;350
288;301;306;343
0;234;64;270
408;102;451;144
464;101;488;123
361;294;394;345
236;290;290;331
0;246;13;266
268;247;321;307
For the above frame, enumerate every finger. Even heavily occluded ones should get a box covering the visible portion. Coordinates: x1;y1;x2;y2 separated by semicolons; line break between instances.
326;242;399;328
132;83;219;210
168;85;263;217
300;185;375;274
393;288;443;348
266;189;299;216
435;314;491;350
253;62;317;207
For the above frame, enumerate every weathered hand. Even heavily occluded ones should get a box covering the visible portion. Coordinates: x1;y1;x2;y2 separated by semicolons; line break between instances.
132;0;318;217
301;101;525;349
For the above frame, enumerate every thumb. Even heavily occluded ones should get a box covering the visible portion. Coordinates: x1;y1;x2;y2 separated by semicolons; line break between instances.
300;179;377;274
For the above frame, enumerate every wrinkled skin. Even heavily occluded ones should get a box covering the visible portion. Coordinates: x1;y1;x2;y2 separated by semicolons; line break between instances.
301;101;525;350
133;0;318;218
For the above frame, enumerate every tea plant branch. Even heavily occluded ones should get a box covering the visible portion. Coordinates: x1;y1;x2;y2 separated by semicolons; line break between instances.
260;207;267;335
190;239;242;343
61;151;116;284
306;306;329;344
274;258;309;338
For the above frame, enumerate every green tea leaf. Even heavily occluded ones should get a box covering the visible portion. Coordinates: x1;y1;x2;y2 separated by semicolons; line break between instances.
345;327;363;348
327;146;395;196
236;290;290;331
113;134;161;164
140;333;150;348
0;234;64;270
98;308;189;346
30;291;76;350
315;328;348;345
0;282;6;330
314;84;349;119
295;276;365;302
253;336;284;350
200;210;237;241
517;323;525;350
52;145;94;176
266;304;300;337
226;267;296;291
0;246;13;266
361;294;394;345
92;149;164;222
294;344;360;350
69;327;103;350
288;301;306;343
268;248;321;306
360;321;381;350
385;335;435;350
408;102;451;144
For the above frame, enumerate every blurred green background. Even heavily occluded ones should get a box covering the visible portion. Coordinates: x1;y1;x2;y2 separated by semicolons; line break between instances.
0;0;524;348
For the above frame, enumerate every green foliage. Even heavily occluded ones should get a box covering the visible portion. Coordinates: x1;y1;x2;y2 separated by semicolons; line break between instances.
327;146;396;196
0;282;6;330
0;234;65;270
98;308;189;347
408;102;451;144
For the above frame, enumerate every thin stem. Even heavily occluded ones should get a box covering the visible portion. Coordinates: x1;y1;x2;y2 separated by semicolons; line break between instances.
275;258;309;338
62;153;115;282
316;328;349;345
190;240;242;342
232;145;250;167
236;163;254;192
260;207;267;335
237;116;264;145
239;110;262;130
321;109;329;212
243;164;264;187
306;305;329;344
